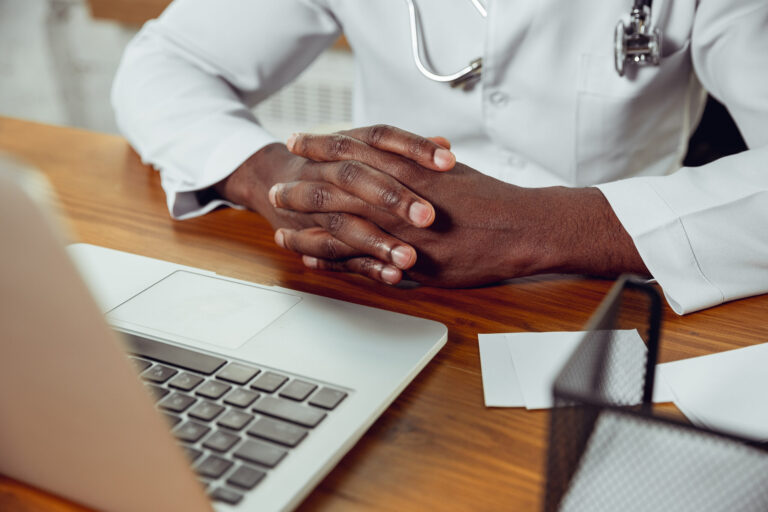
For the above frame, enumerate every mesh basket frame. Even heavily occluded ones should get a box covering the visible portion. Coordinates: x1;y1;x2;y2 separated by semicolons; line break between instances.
542;275;768;512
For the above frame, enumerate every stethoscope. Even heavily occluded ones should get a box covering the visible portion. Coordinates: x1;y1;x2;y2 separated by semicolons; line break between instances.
405;0;662;87
404;0;486;88
615;0;661;76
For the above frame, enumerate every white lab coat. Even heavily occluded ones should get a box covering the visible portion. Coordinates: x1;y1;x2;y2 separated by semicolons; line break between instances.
111;0;768;314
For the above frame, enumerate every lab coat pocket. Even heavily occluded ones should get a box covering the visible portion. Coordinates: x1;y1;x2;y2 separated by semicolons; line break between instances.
574;40;692;186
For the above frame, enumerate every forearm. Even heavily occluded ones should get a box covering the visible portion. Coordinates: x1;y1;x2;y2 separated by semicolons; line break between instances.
112;24;278;219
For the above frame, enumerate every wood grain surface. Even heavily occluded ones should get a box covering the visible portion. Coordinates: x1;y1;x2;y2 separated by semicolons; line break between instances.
1;117;767;511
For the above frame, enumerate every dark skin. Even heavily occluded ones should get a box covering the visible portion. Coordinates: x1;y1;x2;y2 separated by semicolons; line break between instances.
215;124;649;286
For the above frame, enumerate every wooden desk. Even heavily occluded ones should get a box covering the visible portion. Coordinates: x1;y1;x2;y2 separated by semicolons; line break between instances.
1;117;767;511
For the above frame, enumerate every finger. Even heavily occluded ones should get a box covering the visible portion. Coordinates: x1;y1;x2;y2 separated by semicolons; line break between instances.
275;226;359;260
303;255;403;285
312;213;417;269
287;127;455;172
270;165;435;227
428;136;451;150
277;214;417;270
344;125;456;170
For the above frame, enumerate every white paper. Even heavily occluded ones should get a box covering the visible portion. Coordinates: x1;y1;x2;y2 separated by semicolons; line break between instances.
478;330;672;409
506;330;673;410
661;342;768;441
505;331;583;409
478;334;525;407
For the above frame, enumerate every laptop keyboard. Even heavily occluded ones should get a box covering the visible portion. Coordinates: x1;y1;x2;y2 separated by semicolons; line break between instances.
121;332;348;506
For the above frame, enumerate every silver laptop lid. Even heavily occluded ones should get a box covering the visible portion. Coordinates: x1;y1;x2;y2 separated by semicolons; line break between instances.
0;159;211;512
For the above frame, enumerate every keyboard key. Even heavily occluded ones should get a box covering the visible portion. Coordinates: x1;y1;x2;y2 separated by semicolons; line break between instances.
130;357;152;373
173;421;210;443
141;364;177;383
210;487;243;505
196;380;231;400
247;417;308;447
122;333;226;375
233;439;287;468
145;384;169;401
188;401;225;422
196;455;233;479
163;413;182;427
217;410;255;431
309;387;348;410
227;465;266;490
279;380;317;401
217;363;260;385
158;392;196;413
250;372;288;393
168;372;204;391
253;396;326;428
203;430;240;453
224;388;260;408
184;447;203;462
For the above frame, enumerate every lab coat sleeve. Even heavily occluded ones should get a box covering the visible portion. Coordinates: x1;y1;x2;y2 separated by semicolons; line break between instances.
111;0;341;219
596;0;768;314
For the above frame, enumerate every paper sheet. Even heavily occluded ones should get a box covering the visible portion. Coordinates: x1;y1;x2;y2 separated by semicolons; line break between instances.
479;331;672;409
477;334;524;407
660;343;768;441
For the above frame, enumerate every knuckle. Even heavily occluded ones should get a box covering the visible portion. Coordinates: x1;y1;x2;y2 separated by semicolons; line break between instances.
337;161;361;187
327;134;351;158
377;186;401;208
367;124;391;146
358;257;376;277
326;212;346;235
309;186;332;210
365;233;387;254
323;238;340;260
407;139;426;157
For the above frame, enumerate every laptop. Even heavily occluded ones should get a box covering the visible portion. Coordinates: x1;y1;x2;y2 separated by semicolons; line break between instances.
0;161;447;511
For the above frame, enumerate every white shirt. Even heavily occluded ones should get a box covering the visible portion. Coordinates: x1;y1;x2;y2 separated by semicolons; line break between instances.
111;0;768;315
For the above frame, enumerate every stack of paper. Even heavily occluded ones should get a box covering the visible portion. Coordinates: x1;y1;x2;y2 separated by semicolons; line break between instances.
479;332;768;441
478;331;672;410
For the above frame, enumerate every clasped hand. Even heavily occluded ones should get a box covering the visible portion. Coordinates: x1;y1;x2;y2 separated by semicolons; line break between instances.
217;124;644;286
265;125;548;287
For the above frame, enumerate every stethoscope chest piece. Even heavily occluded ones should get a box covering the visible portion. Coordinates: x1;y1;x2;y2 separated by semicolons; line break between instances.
614;2;662;77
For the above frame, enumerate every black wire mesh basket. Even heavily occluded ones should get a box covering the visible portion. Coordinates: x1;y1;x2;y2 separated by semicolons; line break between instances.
543;275;768;512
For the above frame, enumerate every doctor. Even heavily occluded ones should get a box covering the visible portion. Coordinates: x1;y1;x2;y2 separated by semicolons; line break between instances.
112;0;768;314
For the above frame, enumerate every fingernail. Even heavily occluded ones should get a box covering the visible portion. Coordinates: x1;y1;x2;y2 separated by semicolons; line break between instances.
391;246;414;269
286;133;297;151
381;266;400;284
268;183;282;207
408;202;433;226
274;229;285;248
303;255;318;268
433;148;455;169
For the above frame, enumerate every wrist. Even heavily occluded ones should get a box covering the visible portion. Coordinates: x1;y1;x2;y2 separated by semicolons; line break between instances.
214;142;301;218
525;186;648;277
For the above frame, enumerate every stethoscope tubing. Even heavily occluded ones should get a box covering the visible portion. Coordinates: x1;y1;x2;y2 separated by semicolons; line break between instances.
404;0;486;84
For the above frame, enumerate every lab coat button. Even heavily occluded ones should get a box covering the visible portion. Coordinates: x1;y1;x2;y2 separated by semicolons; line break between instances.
489;91;509;106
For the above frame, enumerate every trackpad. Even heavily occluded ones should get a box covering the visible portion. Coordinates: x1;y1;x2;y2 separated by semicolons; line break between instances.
106;271;301;350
